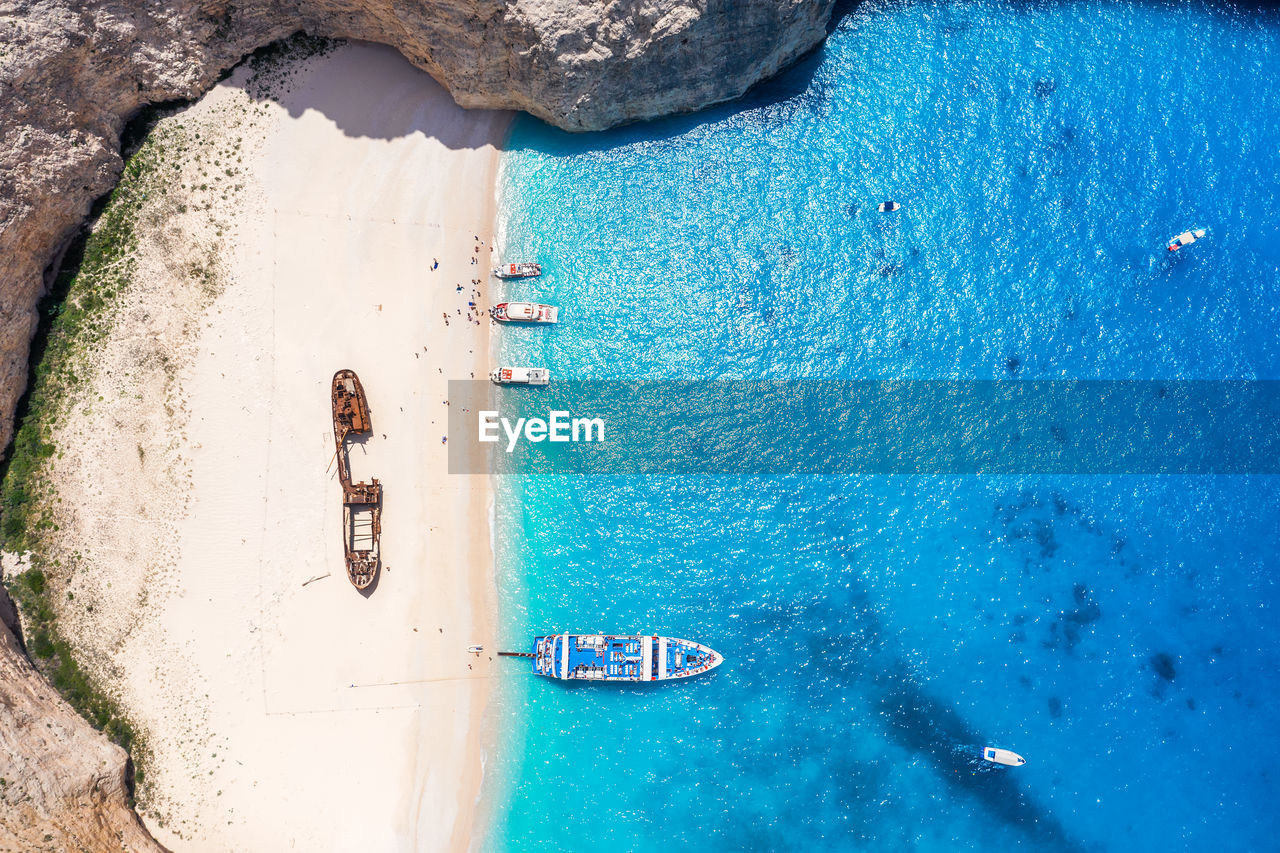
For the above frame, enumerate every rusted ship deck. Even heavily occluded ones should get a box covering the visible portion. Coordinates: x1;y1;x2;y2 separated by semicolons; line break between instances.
331;369;382;590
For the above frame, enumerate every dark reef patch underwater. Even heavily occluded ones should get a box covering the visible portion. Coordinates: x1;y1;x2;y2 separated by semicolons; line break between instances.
483;0;1280;850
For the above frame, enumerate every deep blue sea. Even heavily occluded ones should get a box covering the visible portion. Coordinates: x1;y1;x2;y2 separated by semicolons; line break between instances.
482;2;1280;850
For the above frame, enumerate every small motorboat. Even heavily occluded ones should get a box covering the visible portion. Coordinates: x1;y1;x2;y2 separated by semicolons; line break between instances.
981;747;1026;767
490;367;550;386
878;201;901;212
466;645;484;655
1166;228;1206;251
493;262;542;279
493;302;559;324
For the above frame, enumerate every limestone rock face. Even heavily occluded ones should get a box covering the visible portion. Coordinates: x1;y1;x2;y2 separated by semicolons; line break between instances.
1;0;834;457
0;617;166;852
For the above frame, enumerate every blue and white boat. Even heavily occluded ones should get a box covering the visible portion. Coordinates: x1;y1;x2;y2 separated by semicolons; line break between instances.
532;633;724;682
980;746;1026;767
1166;227;1206;251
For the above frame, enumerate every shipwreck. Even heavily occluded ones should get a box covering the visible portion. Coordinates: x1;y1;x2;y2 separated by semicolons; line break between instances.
331;369;382;590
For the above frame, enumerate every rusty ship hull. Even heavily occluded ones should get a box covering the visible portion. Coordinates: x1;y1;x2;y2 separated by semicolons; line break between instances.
331;370;382;591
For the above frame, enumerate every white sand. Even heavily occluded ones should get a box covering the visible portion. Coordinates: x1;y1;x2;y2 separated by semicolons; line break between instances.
42;42;508;851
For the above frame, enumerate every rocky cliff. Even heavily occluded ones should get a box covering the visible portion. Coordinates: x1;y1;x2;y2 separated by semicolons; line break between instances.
0;0;835;459
0;617;166;852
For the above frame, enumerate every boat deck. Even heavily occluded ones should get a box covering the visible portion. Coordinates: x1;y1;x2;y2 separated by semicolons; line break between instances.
658;637;719;679
532;634;722;681
331;369;382;590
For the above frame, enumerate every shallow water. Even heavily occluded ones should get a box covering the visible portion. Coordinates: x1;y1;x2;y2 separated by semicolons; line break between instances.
482;2;1280;850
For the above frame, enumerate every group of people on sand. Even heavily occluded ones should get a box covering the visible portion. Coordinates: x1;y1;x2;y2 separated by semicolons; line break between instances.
433;238;494;327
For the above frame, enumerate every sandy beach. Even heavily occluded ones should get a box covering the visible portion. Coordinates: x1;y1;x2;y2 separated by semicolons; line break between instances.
34;41;507;851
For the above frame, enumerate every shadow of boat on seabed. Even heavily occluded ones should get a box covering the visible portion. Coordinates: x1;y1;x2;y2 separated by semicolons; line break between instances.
813;593;1084;852
869;659;1083;852
723;588;1085;850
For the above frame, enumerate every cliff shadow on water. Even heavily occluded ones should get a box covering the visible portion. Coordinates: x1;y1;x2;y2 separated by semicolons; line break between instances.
504;0;1280;160
502;32;835;156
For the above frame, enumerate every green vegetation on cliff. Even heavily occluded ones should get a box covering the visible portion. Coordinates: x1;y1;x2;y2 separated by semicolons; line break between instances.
3;568;146;788
0;125;180;796
0;37;336;813
2;129;175;551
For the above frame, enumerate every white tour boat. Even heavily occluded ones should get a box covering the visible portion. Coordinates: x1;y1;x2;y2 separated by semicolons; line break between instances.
490;367;550;386
493;262;542;279
493;302;559;324
530;633;724;682
1166;228;1206;251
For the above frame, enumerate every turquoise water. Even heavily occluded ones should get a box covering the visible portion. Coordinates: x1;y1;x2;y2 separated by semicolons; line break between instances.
483;2;1280;850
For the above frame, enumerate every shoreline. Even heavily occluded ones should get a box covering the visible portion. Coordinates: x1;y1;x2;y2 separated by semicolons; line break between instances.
451;131;507;852
12;40;510;851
